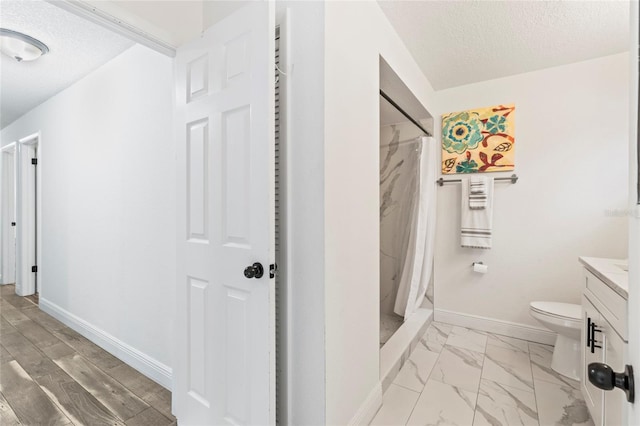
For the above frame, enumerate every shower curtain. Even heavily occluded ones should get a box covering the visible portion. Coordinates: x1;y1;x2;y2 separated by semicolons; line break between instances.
394;136;437;320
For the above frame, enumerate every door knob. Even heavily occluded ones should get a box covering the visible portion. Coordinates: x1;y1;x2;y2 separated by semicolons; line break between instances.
588;363;635;403
244;262;264;279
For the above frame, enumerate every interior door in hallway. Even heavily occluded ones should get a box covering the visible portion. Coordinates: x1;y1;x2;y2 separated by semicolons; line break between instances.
16;136;38;297
174;2;275;425
1;144;16;286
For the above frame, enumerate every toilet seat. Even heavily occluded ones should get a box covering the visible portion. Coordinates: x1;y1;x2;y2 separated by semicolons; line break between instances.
530;301;581;323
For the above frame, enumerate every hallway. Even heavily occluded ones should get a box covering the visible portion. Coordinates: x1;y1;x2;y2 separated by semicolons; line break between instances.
0;285;175;425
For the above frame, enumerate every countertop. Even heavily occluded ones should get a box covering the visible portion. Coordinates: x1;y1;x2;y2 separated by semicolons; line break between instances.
579;256;628;300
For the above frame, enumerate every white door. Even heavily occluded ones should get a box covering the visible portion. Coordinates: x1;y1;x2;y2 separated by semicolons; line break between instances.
16;137;38;296
1;144;16;285
629;2;640;425
174;2;275;425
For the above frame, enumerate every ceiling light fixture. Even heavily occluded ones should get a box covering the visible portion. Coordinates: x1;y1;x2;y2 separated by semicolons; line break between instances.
0;29;49;62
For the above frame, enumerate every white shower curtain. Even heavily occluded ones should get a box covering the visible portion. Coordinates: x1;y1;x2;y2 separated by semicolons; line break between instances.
394;136;437;320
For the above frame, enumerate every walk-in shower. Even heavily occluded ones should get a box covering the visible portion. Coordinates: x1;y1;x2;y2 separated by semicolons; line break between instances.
378;57;437;388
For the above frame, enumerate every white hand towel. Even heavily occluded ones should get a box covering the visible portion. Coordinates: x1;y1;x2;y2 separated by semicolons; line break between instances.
469;176;488;209
461;177;494;249
469;176;486;194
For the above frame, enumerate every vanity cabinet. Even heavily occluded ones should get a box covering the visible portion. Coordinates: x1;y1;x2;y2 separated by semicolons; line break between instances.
581;267;628;426
582;296;603;425
604;323;625;426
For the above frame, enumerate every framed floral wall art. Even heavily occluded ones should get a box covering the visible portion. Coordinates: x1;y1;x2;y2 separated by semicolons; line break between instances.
441;104;515;174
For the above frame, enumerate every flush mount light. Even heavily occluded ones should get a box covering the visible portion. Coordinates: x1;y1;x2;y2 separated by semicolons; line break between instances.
0;28;49;62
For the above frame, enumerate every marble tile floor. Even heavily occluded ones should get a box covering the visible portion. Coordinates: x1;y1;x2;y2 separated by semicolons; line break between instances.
371;322;593;426
0;284;176;426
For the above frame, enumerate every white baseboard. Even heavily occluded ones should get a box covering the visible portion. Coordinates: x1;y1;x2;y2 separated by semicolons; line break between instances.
39;297;172;389
434;308;557;346
349;382;383;425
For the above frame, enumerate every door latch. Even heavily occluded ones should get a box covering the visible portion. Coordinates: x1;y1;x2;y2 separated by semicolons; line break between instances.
269;263;278;279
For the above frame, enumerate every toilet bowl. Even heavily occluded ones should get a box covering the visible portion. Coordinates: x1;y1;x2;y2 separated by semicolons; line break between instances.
529;301;582;381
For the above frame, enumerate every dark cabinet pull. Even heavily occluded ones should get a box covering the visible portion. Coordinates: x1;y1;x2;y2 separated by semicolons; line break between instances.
590;321;602;354
587;317;592;347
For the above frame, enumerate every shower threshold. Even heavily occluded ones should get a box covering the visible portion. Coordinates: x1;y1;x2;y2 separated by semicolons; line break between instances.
380;313;404;347
379;307;433;392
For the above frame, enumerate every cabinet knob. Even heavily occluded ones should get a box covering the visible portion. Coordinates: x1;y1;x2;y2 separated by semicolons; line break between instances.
588;363;635;403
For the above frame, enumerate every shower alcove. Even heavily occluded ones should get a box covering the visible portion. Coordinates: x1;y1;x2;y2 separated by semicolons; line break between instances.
379;58;436;387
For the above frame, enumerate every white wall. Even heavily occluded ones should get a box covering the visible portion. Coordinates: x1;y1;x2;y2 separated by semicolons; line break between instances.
74;1;248;49
434;53;629;330
0;44;175;385
277;2;327;424
323;2;437;424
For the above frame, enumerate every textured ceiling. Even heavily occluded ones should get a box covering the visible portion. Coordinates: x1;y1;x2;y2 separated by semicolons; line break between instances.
0;0;134;129
378;1;630;90
1;1;629;129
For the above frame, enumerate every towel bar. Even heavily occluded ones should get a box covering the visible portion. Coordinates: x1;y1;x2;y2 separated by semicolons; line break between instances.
436;173;518;187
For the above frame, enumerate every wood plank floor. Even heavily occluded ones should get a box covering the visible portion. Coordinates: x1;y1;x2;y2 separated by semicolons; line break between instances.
0;285;176;426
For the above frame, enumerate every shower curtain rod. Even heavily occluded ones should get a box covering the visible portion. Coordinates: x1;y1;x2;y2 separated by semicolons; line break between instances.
379;90;432;137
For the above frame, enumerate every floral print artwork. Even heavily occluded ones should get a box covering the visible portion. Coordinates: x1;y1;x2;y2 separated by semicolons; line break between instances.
441;104;515;174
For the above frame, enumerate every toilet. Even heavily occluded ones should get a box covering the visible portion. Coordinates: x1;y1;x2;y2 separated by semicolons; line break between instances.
529;301;582;381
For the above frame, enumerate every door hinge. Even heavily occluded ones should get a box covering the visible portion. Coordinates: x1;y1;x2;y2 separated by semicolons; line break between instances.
31;158;37;165
31;265;37;273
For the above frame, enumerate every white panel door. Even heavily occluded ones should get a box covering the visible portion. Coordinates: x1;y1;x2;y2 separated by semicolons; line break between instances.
629;4;640;426
174;2;275;425
16;139;37;296
1;145;16;285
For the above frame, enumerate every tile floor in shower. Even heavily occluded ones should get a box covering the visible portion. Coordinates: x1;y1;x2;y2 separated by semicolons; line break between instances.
371;322;593;426
380;313;405;347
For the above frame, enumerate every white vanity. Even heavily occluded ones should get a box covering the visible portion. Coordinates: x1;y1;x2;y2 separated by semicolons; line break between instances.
580;257;629;426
